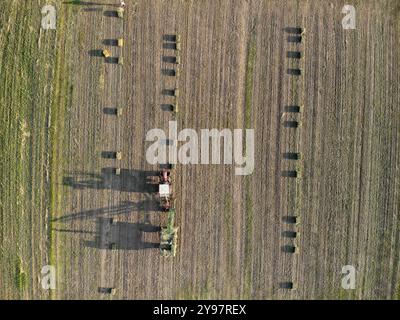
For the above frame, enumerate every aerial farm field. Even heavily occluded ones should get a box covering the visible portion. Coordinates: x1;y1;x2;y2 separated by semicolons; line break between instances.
0;0;399;300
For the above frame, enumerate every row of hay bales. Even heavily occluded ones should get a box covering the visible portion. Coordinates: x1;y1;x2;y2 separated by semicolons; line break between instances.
104;9;125;175
102;37;124;65
286;27;304;76
96;5;125;297
282;26;305;180
281;26;305;291
101;8;125;64
162;34;181;114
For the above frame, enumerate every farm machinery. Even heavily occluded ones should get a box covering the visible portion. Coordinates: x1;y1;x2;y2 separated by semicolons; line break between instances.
158;169;173;211
157;169;178;257
160;208;178;257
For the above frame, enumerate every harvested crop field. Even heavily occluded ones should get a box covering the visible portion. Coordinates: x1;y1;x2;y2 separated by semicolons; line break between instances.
1;0;399;299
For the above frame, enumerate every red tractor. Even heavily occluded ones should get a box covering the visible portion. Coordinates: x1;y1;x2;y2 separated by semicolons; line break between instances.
159;169;173;211
159;169;171;184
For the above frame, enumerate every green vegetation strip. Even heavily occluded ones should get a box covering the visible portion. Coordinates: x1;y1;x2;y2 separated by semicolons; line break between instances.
48;3;73;299
243;34;256;298
0;2;71;298
244;36;256;129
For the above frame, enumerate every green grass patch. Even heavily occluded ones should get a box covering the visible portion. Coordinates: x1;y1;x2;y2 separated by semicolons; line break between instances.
242;34;256;299
47;4;74;299
223;193;232;243
15;258;27;292
244;35;256;129
243;178;253;298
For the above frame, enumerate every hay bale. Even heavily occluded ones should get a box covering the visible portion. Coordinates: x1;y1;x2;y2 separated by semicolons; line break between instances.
116;152;122;160
117;8;124;18
117;108;123;116
176;42;181;51
102;49;111;58
115;168;121;175
118;38;124;47
176;55;181;65
174;103;179;113
174;89;179;97
118;57;124;65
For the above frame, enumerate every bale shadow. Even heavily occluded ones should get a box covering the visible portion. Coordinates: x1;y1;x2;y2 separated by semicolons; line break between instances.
105;57;119;64
163;35;177;42
162;69;176;76
161;104;174;112
162;89;176;96
282;245;296;253
283;216;298;224
283;120;299;128
283;152;300;160
283;105;301;113
279;282;294;289
284;27;303;34
287;35;302;43
281;170;298;178
103;39;118;46
101;151;118;159
98;287;114;294
162;56;177;63
286;51;301;59
103;107;118;115
287;68;301;76
88;49;103;57
104;10;118;18
282;231;297;238
85;218;160;250
163;42;177;50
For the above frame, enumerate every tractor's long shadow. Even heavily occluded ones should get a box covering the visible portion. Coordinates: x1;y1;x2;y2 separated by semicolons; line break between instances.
57;169;163;251
53;201;161;251
63;168;159;193
63;1;116;6
85;218;160;250
52;198;159;223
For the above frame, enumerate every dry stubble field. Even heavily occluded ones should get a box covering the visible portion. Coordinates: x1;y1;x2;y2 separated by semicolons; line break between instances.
0;0;399;299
